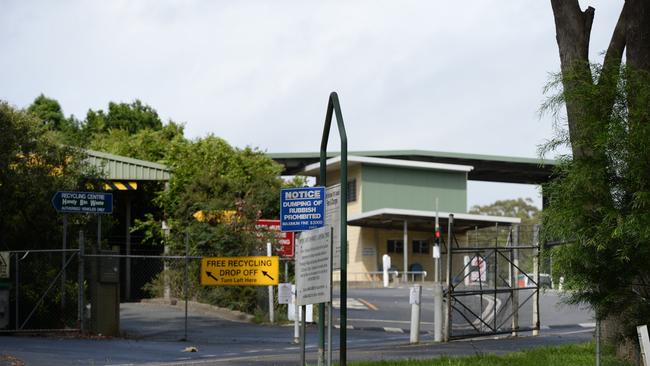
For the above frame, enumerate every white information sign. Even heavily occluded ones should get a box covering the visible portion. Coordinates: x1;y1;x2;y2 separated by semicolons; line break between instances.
409;285;421;305
278;283;292;304
0;252;9;279
325;184;341;270
296;226;332;305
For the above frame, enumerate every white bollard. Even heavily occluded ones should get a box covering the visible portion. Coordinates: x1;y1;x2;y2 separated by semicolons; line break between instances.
292;285;299;344
409;285;422;344
433;282;443;342
638;325;650;366
382;254;391;288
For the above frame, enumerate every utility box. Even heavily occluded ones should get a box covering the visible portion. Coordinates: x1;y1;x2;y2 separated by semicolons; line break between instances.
90;247;120;336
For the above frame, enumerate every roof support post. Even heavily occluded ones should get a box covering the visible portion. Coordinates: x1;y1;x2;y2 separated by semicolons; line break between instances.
403;220;408;283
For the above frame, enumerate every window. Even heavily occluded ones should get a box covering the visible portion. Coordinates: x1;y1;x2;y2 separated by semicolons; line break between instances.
412;240;430;254
387;239;403;253
347;179;357;202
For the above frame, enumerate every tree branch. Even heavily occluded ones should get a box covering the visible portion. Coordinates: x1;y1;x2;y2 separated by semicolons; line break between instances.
550;0;596;159
600;2;627;84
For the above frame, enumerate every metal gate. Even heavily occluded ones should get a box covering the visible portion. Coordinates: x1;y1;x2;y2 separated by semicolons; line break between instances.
445;222;541;339
1;249;82;333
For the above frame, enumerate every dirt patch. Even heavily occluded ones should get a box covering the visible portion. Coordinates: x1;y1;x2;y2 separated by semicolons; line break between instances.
0;354;25;366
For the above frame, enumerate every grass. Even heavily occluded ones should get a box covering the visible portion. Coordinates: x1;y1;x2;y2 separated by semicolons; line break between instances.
348;342;632;366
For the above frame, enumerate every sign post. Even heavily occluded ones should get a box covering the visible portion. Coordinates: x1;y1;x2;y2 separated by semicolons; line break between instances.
319;92;348;365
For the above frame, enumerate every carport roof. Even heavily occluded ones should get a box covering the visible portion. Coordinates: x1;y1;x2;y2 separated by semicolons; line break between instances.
348;208;521;233
268;149;557;184
85;149;172;181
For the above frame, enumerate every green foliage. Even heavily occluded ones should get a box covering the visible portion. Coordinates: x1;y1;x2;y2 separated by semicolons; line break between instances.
348;342;630;366
469;198;541;225
0;101;92;328
130;135;284;313
88;121;185;163
85;100;162;134
541;65;650;336
0;101;88;248
27;94;80;144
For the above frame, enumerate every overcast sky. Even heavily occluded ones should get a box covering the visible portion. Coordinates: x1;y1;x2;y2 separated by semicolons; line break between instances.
0;1;623;209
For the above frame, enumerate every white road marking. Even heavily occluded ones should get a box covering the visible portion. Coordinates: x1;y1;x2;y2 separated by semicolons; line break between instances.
344;317;434;325
332;298;368;310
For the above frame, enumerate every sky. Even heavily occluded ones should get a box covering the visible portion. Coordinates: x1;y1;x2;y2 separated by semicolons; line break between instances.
0;1;624;209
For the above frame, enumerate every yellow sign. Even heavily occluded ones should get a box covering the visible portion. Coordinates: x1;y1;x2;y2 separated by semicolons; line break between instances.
201;256;279;286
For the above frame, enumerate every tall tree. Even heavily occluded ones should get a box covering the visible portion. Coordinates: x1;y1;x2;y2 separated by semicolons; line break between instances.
27;94;79;143
547;1;650;358
81;100;164;144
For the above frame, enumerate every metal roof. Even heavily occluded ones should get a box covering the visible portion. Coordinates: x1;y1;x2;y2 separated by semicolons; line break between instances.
301;155;473;176
348;208;520;232
267;150;557;184
85;149;172;181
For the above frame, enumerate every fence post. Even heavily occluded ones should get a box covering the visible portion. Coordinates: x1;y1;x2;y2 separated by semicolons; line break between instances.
532;225;540;335
184;231;189;341
78;230;85;332
444;214;454;342
511;225;519;336
62;215;67;309
15;252;19;330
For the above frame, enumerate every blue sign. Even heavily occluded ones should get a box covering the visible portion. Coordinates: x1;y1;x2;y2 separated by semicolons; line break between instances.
280;187;326;232
52;191;113;214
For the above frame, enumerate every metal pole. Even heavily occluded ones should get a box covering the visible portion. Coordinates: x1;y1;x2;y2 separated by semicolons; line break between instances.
97;215;101;251
294;288;300;344
126;196;132;301
300;305;306;366
596;319;601;366
532;225;540;335
511;225;520;336
494;224;498;333
319;92;348;365
434;198;440;283
327;226;333;366
15;252;19;330
285;261;289;283
403;220;408;283
78;231;85;332
444;214;454;342
62;215;67;309
184;231;189;341
267;242;274;324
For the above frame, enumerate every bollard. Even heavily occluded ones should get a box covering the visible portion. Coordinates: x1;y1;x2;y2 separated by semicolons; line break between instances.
432;282;443;342
409;285;422;343
382;254;391;288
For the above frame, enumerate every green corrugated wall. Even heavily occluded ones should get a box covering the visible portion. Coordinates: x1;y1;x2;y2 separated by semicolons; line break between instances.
361;165;467;213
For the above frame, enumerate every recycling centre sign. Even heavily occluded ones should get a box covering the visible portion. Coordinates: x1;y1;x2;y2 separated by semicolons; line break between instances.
200;256;279;286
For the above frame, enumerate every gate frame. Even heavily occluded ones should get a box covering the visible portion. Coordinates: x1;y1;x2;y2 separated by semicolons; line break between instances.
445;215;541;340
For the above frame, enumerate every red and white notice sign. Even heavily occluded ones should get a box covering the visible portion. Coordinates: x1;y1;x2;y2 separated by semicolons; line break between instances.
256;219;295;258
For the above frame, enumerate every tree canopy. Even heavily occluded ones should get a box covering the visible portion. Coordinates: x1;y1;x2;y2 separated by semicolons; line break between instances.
546;0;650;353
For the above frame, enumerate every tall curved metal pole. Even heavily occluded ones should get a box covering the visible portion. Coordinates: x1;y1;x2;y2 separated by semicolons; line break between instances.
320;92;348;365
